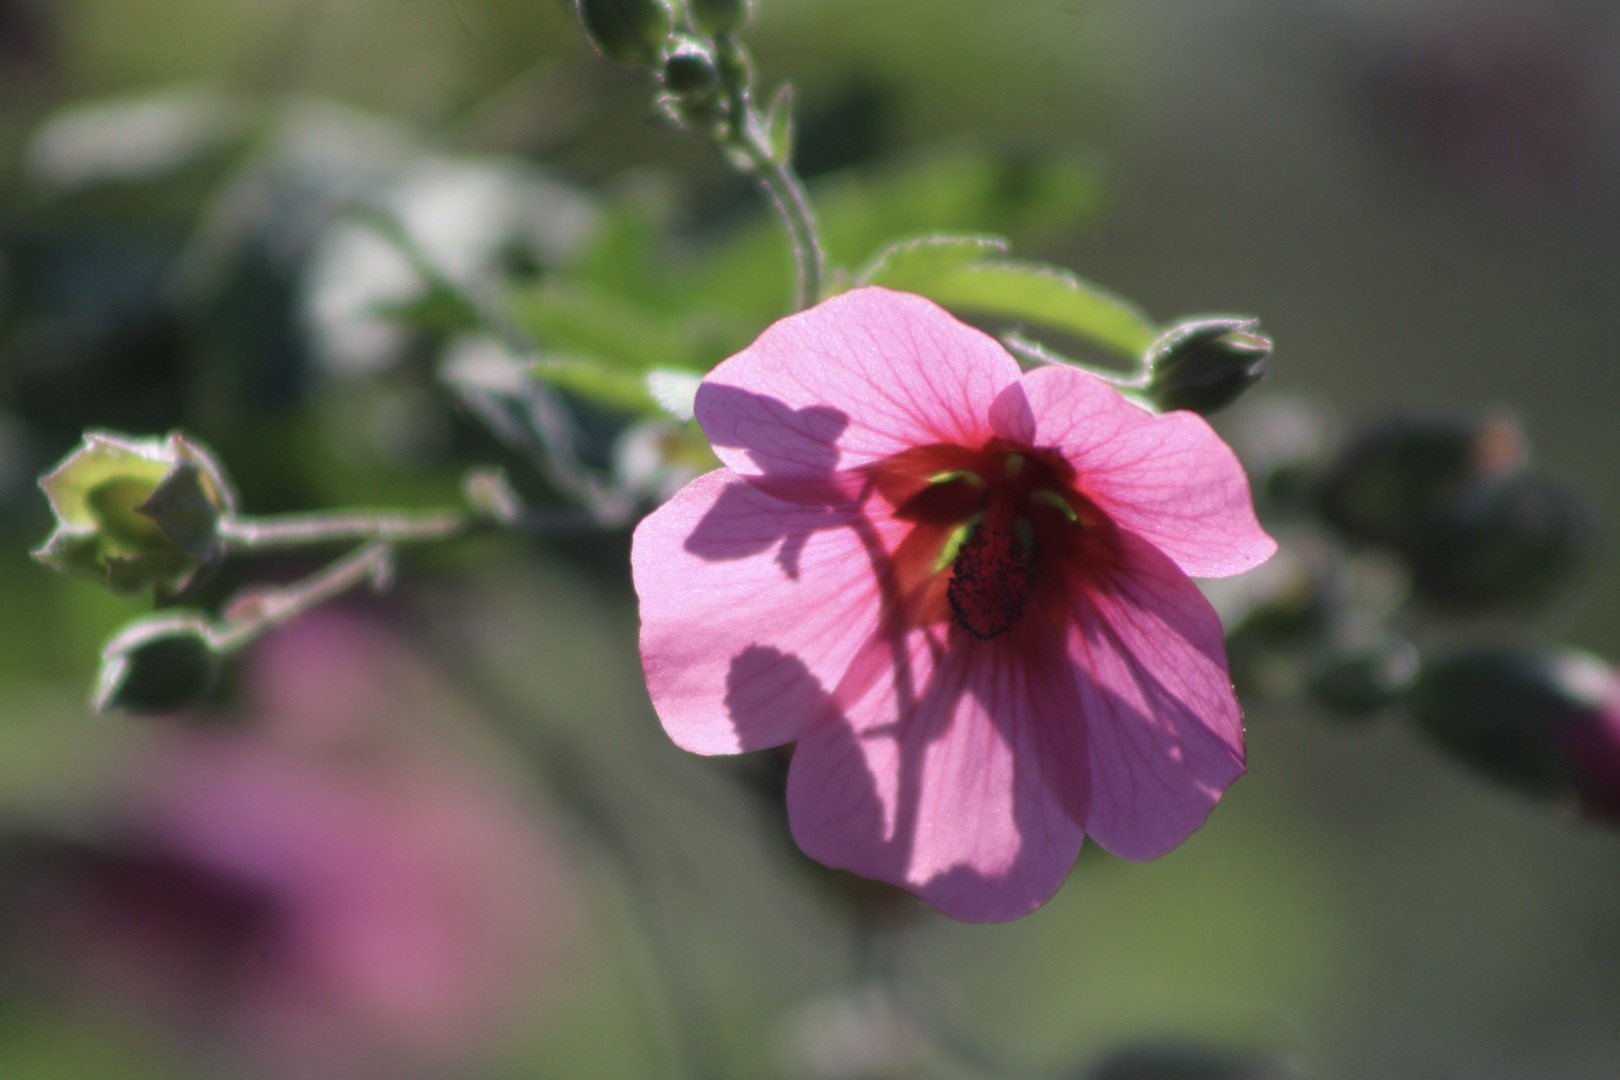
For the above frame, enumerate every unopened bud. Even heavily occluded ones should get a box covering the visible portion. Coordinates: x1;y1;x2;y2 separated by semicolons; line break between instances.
662;36;721;102
93;614;221;715
1143;316;1270;416
1319;412;1518;551
574;0;674;67
1407;472;1596;610
689;0;752;37
1088;1041;1296;1080
1319;413;1593;610
1306;637;1420;720
33;430;235;601
1405;644;1620;822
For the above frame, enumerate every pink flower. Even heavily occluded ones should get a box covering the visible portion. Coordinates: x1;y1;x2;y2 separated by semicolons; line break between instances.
18;612;575;1080
632;287;1276;921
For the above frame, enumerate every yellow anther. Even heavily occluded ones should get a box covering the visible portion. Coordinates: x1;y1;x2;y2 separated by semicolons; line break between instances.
1004;453;1026;478
1031;489;1078;522
927;469;987;489
933;513;985;574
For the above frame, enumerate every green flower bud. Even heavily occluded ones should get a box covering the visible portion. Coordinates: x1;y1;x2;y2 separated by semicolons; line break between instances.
689;0;752;37
574;0;675;67
662;36;721;102
1305;638;1420;720
1318;413;1512;551
1143;316;1270;416
1318;414;1594;610
1406;472;1596;610
33;430;236;601
93;614;221;714
1405;645;1620;821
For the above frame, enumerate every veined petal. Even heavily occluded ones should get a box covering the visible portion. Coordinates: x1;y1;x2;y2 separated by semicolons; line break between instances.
1065;529;1247;861
989;365;1275;578
787;623;1087;923
632;469;887;754
696;288;1020;503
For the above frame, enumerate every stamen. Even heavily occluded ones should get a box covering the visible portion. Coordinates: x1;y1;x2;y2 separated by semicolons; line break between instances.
1031;489;1079;522
927;469;987;489
1004;453;1025;479
933;512;986;574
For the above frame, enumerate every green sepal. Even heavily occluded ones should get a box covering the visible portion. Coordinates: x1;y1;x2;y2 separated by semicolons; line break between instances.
93;612;221;715
33;430;236;600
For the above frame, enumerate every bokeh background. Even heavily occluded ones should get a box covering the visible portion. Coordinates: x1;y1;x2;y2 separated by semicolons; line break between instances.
2;0;1619;1077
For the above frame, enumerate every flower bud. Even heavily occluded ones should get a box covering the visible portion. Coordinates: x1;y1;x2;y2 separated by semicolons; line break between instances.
93;614;221;714
1318;413;1518;551
1405;644;1620;822
1319;414;1594;610
1087;1041;1296;1080
689;0;752;37
1407;471;1596;610
33;430;235;601
573;0;674;67
1143;316;1270;416
1306;637;1420;720
662;36;721;102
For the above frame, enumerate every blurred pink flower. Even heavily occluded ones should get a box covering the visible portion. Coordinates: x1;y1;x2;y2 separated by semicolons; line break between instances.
26;613;574;1080
633;287;1275;921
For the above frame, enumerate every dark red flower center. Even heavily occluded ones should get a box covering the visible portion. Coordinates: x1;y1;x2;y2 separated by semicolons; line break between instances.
867;438;1093;640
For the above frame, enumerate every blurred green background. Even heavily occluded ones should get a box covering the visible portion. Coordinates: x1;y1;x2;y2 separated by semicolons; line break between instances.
1;1;1618;1078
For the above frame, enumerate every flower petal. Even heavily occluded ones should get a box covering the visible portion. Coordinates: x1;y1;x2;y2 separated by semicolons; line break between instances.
1066;529;1247;860
990;365;1275;578
632;468;891;754
696;287;1021;503
787;624;1087;923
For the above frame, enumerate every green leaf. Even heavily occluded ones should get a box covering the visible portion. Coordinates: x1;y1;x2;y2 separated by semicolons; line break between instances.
856;233;1009;290
673;149;1107;322
510;284;694;372
529;356;678;415
509;282;745;375
894;259;1159;360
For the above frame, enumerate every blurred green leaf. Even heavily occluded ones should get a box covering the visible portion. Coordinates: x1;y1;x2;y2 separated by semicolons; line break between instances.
509;283;733;374
530;357;670;415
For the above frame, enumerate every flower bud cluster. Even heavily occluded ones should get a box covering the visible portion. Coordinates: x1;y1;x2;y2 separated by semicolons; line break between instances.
1318;413;1595;611
573;0;760;145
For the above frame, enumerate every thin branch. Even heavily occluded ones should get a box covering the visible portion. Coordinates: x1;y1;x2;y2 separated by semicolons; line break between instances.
217;507;468;550
209;540;396;652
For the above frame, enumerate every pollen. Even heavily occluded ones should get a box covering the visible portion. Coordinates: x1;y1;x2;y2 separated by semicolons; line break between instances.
947;525;1035;640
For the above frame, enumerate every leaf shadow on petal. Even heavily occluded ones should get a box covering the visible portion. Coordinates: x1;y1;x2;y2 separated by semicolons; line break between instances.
695;383;852;503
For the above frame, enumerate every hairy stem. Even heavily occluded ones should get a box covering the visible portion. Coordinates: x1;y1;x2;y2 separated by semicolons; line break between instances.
209;540;396;652
217;507;468;550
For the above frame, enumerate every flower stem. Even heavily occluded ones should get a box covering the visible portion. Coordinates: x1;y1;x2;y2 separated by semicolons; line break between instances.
729;117;824;310
711;37;825;311
217;507;469;551
208;540;397;653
